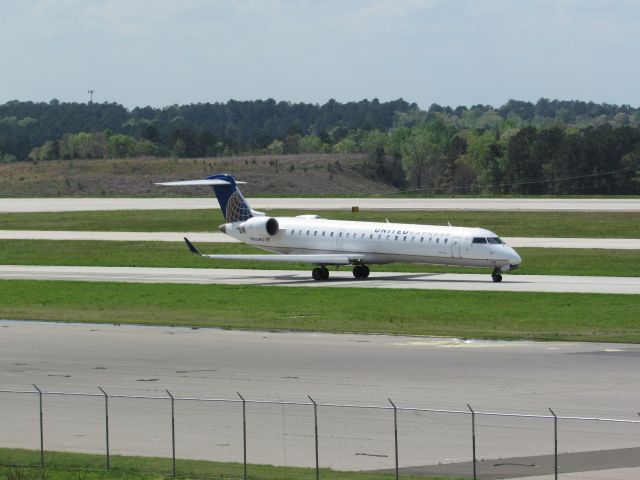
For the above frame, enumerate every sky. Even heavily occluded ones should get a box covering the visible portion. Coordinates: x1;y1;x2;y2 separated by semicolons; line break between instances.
1;0;639;109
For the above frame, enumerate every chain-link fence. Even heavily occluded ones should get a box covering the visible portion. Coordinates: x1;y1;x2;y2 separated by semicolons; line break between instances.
2;386;640;479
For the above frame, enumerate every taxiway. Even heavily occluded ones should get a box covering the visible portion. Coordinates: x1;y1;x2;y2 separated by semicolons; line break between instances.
1;197;639;212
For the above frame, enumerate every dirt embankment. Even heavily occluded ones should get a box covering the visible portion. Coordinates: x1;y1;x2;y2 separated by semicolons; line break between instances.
0;154;392;197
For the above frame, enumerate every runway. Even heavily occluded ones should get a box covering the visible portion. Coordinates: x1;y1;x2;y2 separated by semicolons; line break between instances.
1;264;638;294
1;197;639;212
1;230;639;249
2;322;640;478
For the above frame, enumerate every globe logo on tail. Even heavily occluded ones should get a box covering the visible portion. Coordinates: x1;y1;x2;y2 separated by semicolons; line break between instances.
225;191;253;223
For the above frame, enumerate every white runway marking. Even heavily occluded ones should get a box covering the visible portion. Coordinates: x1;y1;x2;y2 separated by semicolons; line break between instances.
1;197;639;212
1;265;638;294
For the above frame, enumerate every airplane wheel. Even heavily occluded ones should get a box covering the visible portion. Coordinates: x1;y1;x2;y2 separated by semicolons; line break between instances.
313;267;330;281
312;268;323;281
492;273;502;283
353;265;369;279
320;267;330;280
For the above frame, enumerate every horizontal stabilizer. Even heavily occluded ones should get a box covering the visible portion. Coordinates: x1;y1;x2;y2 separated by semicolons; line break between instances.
156;179;246;186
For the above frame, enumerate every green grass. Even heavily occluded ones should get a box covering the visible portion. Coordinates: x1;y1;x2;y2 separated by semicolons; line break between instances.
1;280;639;342
1;240;637;277
2;209;640;237
0;448;435;480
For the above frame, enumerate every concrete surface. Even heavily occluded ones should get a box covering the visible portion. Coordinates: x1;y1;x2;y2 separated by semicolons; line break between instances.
1;265;639;294
1;323;640;476
1;197;639;212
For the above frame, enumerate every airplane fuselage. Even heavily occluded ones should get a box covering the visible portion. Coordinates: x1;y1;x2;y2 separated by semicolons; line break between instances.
160;173;522;282
222;217;521;271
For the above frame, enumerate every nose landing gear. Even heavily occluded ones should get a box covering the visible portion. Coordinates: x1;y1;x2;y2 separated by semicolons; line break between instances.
491;268;503;283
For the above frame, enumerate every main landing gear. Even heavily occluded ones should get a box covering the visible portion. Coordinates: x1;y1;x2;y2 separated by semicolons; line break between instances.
312;267;330;281
352;265;370;279
491;268;503;283
311;265;371;281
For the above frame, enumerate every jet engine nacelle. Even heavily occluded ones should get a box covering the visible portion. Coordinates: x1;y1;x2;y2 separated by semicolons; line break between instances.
238;217;279;236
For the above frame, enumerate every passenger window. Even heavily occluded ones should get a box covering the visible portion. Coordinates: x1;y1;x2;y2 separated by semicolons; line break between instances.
394;235;398;241
411;236;415;241
403;236;407;241
322;231;325;236
436;238;439;244
444;239;448;244
369;234;373;239
314;231;317;236
331;232;334;237
378;234;382;240
346;233;350;238
338;232;342;237
386;235;390;240
420;237;424;242
306;230;310;236
361;233;365;239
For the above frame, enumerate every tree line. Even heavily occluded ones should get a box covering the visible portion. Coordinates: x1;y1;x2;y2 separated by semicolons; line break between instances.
1;98;640;194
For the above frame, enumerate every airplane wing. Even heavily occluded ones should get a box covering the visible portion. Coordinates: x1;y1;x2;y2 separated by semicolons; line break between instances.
155;179;246;186
184;238;364;265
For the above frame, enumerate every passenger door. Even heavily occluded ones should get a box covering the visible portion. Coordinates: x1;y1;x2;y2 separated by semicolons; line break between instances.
450;237;461;258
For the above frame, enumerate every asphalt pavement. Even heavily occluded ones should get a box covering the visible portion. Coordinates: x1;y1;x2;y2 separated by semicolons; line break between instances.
2;322;640;477
1;264;638;294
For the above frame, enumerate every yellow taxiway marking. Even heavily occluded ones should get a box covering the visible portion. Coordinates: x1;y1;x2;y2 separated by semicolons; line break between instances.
393;340;514;348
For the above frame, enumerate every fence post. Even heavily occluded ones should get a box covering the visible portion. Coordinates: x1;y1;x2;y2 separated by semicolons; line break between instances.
98;387;110;470
167;390;176;478
549;408;558;480
237;393;247;480
389;398;399;480
308;395;319;480
467;404;476;480
33;384;44;469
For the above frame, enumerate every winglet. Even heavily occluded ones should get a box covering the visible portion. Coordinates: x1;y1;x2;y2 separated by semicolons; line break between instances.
184;237;201;255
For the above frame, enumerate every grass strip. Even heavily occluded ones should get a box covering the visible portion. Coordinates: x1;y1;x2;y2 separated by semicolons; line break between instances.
2;209;640;238
1;280;639;342
1;240;638;277
0;448;435;480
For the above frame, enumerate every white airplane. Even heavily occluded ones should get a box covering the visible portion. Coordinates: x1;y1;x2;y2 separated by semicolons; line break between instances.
158;173;522;282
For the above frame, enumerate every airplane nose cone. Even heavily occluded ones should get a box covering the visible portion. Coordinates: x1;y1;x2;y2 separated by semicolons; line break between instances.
509;248;522;266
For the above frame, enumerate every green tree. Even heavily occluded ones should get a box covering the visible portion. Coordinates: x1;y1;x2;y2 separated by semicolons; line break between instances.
107;134;138;158
333;137;359;154
298;135;323;154
267;139;284;154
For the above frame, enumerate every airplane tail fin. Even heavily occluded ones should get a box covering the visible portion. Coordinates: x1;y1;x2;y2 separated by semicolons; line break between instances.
156;173;258;222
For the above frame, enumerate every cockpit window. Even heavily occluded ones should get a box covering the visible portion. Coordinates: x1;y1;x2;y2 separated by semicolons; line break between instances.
487;237;504;244
472;237;487;244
